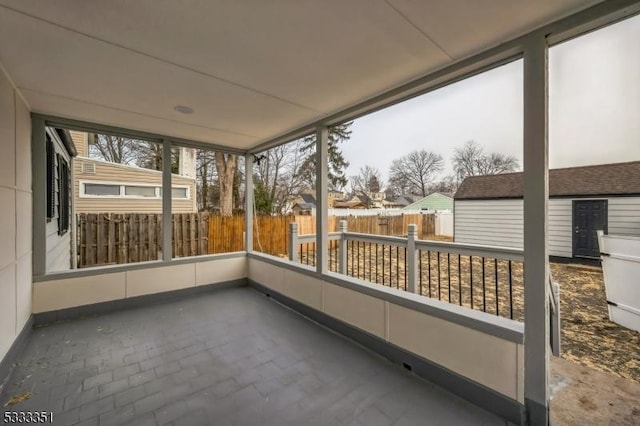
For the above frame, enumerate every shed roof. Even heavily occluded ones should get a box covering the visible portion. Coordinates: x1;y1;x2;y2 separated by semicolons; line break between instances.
454;161;640;200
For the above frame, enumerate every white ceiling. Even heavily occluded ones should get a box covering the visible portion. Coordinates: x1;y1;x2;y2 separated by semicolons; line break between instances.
0;0;601;150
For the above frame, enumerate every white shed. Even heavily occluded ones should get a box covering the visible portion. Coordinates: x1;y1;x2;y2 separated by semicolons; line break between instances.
453;162;640;260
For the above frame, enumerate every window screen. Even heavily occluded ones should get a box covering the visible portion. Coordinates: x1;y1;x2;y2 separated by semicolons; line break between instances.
84;183;120;196
125;185;156;197
171;187;188;199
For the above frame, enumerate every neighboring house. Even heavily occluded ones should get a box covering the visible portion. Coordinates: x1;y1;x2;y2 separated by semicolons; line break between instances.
384;195;415;209
291;202;315;215
333;199;368;209
453;162;640;259
403;192;453;212
291;193;317;215
71;131;197;213
327;191;344;208
46;127;77;272
291;190;344;213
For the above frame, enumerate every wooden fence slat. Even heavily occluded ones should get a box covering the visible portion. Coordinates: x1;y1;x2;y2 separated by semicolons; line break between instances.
77;212;436;268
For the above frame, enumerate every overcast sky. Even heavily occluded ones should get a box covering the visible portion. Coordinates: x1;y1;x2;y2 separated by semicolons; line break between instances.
342;14;640;185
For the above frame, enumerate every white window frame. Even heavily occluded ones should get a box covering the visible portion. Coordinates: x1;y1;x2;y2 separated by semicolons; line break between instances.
79;180;190;200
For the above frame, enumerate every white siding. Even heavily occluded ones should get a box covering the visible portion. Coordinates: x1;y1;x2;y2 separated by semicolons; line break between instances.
609;198;640;236
454;200;523;248
45;135;72;273
455;197;640;258
548;199;572;258
0;65;31;363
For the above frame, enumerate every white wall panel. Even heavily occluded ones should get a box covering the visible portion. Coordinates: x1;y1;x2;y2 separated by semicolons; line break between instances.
126;264;195;297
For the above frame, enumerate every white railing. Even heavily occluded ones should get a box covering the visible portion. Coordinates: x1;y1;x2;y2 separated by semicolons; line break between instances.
289;221;525;319
289;220;561;351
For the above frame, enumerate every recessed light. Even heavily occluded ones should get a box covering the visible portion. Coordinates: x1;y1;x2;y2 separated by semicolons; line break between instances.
174;105;194;114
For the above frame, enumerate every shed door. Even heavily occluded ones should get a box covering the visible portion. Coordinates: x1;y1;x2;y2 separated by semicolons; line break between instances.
572;200;607;258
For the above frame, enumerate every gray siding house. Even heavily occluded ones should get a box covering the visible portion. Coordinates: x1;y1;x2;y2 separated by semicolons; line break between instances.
454;162;640;259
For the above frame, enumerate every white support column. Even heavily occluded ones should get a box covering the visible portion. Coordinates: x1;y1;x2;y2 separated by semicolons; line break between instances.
523;35;550;426
31;117;47;276
162;139;173;261
339;220;348;275
407;224;418;294
289;222;299;262
245;154;254;253
316;126;329;274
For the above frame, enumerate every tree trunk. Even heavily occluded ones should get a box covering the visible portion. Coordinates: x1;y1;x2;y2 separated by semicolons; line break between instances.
215;153;237;216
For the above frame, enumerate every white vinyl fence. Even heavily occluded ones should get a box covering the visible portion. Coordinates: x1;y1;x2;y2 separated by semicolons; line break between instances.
435;212;453;237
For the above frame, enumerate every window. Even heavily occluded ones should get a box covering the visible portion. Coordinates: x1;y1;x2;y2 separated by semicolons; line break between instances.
81;182;189;199
125;185;156;197
84;183;120;196
57;156;70;235
171;187;188;199
46;137;55;220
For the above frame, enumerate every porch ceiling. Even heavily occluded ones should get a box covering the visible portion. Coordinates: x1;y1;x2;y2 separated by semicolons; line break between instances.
0;0;600;150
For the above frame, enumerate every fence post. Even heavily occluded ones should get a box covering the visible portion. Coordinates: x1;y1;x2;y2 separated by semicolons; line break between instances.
339;220;348;275
407;224;418;294
289;222;298;262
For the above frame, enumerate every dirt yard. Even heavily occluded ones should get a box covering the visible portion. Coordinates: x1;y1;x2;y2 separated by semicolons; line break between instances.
552;263;640;383
296;236;640;382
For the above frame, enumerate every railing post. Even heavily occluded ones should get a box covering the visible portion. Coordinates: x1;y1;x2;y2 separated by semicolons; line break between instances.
339;220;348;275
407;224;418;294
289;222;298;262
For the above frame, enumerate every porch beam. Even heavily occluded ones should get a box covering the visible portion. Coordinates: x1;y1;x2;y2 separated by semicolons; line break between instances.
316;126;329;274
162;139;173;261
245;153;254;252
523;34;550;426
31;116;47;276
32;113;246;155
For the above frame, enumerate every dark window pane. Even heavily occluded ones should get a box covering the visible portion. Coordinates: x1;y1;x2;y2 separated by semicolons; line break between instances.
84;183;120;196
171;187;188;199
125;185;156;197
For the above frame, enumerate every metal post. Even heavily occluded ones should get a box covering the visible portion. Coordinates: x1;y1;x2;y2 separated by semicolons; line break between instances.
339;220;348;275
162;139;172;261
289;222;298;262
245;154;254;253
316;126;329;274
31;116;46;276
523;34;550;426
407;224;418;294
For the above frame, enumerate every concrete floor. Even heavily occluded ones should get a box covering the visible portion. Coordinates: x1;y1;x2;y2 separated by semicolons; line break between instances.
0;286;508;425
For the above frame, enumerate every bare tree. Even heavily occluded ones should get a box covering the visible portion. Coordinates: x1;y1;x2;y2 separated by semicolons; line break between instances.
428;175;458;194
214;153;238;216
388;150;444;196
89;134;139;165
453;141;519;181
349;165;383;194
253;140;308;214
89;135;180;173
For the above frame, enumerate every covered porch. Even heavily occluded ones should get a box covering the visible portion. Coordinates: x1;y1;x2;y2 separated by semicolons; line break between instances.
2;1;640;425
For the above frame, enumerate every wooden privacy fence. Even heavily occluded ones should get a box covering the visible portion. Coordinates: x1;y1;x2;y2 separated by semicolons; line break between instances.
77;213;210;267
249;213;434;258
78;213;161;267
77;212;435;267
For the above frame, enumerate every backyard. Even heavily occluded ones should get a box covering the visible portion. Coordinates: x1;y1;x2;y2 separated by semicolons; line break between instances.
553;262;640;383
303;237;640;383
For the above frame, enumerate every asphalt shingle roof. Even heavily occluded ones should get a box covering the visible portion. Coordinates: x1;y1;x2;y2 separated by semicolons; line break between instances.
454;161;640;200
